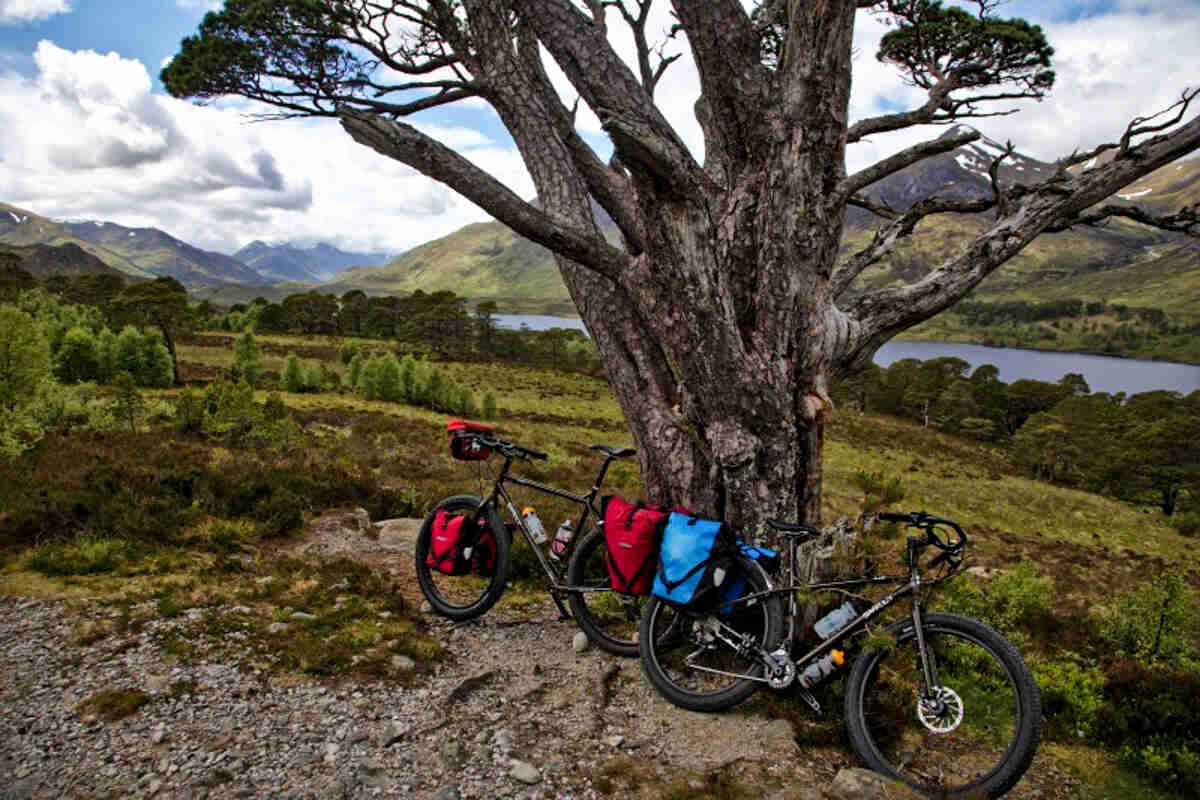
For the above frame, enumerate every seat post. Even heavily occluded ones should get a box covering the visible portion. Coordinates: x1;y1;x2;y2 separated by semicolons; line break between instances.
589;455;617;499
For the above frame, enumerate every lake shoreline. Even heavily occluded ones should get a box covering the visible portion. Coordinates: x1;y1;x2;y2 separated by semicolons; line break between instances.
496;313;1199;395
496;313;1200;371
890;333;1200;369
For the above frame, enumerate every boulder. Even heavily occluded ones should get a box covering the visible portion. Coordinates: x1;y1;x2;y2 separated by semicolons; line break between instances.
827;768;920;799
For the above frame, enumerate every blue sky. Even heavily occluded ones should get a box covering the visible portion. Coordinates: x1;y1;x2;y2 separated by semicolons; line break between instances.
1;0;1198;255
1;1;205;81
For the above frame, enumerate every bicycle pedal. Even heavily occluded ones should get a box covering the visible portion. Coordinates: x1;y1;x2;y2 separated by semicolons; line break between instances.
797;689;823;716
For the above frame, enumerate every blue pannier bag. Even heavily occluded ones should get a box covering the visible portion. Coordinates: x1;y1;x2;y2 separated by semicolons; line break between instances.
717;542;781;614
652;513;738;606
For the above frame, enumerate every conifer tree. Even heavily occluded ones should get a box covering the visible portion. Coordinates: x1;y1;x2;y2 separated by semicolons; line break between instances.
281;353;304;393
233;330;263;387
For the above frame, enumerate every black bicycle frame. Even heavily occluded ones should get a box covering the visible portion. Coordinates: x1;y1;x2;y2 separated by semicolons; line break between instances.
473;449;625;615
712;536;943;694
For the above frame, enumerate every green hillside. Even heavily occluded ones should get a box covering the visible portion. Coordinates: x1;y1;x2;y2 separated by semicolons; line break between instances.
328;221;570;300
0;203;152;279
333;159;1200;320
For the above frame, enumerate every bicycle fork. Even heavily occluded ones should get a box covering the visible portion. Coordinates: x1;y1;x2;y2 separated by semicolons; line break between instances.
909;571;942;701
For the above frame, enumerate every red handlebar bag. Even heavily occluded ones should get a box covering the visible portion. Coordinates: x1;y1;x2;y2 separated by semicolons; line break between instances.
447;418;493;461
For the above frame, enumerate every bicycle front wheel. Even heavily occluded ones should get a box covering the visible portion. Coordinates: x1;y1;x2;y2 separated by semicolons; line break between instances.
844;612;1041;798
638;556;784;712
413;495;510;621
566;529;645;657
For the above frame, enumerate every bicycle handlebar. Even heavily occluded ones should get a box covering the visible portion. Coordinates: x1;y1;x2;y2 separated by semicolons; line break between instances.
878;510;968;555
472;433;548;461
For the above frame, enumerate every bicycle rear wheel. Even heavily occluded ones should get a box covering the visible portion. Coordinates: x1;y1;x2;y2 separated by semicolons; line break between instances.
844;612;1041;798
638;556;784;712
413;495;510;621
566;529;645;657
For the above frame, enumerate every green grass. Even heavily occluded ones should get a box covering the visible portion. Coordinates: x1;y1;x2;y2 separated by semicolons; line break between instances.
11;333;1200;796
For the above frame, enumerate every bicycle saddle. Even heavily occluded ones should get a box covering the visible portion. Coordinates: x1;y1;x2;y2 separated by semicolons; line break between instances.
590;444;636;458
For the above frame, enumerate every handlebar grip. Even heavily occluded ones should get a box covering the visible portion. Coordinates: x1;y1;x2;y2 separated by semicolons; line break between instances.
877;513;910;523
526;449;549;461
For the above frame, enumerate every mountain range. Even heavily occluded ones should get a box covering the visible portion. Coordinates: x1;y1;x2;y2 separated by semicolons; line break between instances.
327;126;1200;318
0;203;390;290
3;125;1198;317
234;241;392;284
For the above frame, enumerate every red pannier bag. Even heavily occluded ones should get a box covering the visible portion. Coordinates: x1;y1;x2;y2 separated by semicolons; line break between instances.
471;526;498;577
602;496;669;596
446;418;493;461
426;510;477;575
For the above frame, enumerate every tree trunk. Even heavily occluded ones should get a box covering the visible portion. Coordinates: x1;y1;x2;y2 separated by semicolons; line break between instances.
554;185;844;540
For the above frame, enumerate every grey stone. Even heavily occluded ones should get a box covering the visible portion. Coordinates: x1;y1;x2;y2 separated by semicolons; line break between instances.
378;723;408;748
420;601;434;615
150;724;168;745
266;622;290;634
375;518;421;546
491;728;516;755
148;778;163;795
391;655;415;671
358;757;386;777
572;631;589;653
828;767;914;799
436;787;460;800
145;675;170;693
509;760;541;785
603;734;625;748
291;612;316;621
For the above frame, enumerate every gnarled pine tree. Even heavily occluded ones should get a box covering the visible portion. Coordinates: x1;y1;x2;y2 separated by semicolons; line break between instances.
164;0;1200;535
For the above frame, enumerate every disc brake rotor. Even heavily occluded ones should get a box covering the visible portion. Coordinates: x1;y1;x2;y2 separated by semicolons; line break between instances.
917;686;964;733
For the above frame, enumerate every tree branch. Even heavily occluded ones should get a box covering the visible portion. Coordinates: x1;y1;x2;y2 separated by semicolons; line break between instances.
512;0;708;197
1051;202;1200;238
670;0;765;162
604;0;679;95
839;107;1200;368
339;110;631;280
512;21;647;253
837;129;980;201
832;195;997;298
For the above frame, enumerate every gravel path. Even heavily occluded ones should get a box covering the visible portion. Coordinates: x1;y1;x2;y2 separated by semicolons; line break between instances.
0;592;827;800
0;513;1073;799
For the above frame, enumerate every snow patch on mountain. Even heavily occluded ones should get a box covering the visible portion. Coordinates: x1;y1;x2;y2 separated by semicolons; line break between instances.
1118;188;1152;200
9;212;25;224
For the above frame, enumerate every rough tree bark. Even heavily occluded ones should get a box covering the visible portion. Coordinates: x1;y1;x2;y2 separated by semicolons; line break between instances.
165;0;1200;539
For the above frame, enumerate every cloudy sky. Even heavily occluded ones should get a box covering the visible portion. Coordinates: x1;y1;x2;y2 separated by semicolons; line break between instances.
1;0;1198;256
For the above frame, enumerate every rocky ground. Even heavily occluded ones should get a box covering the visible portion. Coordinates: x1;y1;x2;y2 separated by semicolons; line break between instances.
0;511;1072;799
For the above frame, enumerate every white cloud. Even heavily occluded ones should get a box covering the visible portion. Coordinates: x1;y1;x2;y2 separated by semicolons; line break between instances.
6;2;1200;264
0;0;69;25
0;41;532;257
173;0;221;12
844;3;1200;171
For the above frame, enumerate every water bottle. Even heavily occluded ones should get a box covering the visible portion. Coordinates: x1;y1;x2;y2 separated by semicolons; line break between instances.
814;601;858;639
549;520;575;561
799;649;845;688
522;508;548;544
